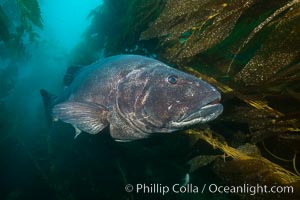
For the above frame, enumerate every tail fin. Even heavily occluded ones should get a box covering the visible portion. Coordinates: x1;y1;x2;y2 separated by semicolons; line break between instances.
40;89;57;125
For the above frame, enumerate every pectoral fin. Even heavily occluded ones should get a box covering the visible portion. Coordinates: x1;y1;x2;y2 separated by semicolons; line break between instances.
53;101;109;135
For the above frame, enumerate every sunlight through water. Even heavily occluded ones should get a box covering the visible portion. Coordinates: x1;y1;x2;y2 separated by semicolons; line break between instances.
40;0;101;51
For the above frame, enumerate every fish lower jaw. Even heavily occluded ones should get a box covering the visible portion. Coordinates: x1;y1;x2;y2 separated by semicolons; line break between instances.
171;104;223;128
170;117;211;128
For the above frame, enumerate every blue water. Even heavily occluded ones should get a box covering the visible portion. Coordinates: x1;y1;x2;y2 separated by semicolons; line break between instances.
41;0;100;51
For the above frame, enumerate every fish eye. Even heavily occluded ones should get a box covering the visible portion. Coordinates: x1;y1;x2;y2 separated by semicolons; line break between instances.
167;75;178;84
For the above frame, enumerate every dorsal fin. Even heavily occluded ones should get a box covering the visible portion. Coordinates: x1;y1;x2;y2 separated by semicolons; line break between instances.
63;65;84;86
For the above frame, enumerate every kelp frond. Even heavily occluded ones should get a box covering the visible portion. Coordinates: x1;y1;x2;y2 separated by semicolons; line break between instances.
0;0;43;53
16;0;43;29
186;129;300;184
0;5;10;44
227;0;300;74
183;66;285;117
140;0;257;63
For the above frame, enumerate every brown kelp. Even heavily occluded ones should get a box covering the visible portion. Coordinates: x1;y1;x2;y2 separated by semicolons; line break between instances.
0;4;10;45
0;0;43;97
71;0;166;65
0;0;42;54
187;129;300;199
140;0;259;64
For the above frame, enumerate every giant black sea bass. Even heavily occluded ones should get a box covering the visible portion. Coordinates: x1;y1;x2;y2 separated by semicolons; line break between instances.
40;55;223;141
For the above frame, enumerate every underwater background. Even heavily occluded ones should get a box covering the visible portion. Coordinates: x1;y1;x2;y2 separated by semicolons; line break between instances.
1;0;300;199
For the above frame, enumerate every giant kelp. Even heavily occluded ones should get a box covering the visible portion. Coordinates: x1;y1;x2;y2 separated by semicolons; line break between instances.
16;0;43;29
186;129;300;183
140;0;259;64
187;129;300;199
234;1;300;86
140;0;300;91
0;5;10;45
0;0;43;99
71;0;166;65
0;0;42;54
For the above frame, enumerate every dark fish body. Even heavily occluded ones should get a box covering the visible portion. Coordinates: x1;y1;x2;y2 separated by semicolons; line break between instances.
41;55;223;141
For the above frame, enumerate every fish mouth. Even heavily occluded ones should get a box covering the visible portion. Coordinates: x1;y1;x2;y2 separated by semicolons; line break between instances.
171;98;223;128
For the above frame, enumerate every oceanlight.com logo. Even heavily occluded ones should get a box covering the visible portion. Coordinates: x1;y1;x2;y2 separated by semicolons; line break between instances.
124;183;294;196
208;184;294;196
